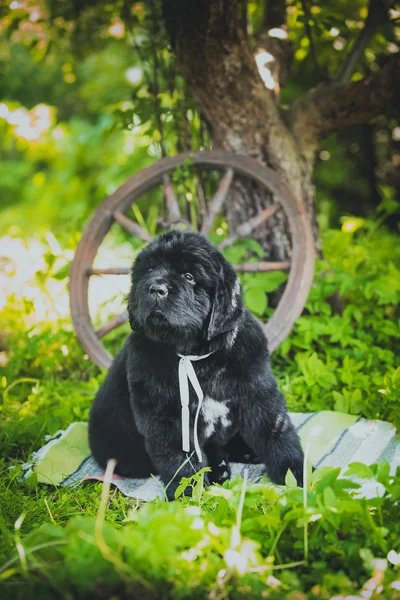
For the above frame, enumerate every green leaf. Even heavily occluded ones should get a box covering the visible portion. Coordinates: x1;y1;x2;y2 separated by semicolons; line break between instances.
244;287;267;316
259;271;288;293
174;477;191;499
52;263;70;280
349;389;363;415
285;468;298;488
333;391;349;413
312;467;341;492
323;486;337;507
306;458;313;491
243;238;264;258
0;568;18;580
359;548;374;573
376;461;390;482
344;463;374;479
222;245;248;264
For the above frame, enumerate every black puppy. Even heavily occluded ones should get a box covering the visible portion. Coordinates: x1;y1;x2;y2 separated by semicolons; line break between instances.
89;230;304;499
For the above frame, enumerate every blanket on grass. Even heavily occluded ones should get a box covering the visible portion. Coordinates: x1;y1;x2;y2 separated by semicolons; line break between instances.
23;411;400;500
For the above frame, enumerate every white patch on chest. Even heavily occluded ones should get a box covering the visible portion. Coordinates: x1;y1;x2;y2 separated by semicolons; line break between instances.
202;396;230;438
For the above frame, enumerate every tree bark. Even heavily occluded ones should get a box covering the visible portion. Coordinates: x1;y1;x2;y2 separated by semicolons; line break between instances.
290;55;400;151
162;0;398;259
162;0;318;260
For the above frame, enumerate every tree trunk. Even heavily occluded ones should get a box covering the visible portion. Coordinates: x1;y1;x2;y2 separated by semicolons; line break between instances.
162;0;399;259
162;0;319;260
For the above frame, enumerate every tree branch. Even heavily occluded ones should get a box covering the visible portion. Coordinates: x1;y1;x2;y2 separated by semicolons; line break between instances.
337;0;392;83
263;0;287;30
291;54;400;149
300;0;330;81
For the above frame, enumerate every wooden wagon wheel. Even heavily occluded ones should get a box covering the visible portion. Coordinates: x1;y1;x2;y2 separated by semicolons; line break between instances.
69;150;315;369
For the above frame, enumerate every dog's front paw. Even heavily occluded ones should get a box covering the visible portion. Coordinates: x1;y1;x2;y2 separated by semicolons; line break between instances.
210;457;231;485
290;464;316;488
166;483;189;502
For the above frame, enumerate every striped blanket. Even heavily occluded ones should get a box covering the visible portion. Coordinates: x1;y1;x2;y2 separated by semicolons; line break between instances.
24;411;400;500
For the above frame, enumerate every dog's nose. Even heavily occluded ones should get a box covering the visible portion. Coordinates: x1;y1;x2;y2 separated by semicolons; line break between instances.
149;282;168;298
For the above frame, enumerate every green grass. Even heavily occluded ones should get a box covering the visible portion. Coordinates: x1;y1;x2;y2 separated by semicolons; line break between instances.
1;220;400;598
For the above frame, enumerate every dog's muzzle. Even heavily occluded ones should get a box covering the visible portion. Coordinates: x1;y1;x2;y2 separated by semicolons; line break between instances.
149;281;168;299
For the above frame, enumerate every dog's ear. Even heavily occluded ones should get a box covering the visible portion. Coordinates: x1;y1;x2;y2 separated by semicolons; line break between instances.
206;265;243;340
127;288;139;331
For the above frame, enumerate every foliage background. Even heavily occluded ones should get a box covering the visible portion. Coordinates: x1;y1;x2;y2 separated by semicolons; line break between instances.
0;1;399;598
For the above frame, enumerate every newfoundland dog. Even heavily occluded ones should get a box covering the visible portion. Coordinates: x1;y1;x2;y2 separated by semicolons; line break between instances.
89;230;304;499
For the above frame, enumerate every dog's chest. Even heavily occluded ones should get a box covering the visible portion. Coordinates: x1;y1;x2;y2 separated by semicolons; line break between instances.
201;396;231;438
188;362;233;438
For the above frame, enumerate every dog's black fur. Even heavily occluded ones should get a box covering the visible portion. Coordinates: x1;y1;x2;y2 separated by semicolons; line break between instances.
89;230;304;499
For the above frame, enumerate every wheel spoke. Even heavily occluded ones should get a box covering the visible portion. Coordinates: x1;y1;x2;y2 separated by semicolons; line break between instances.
87;267;130;276
201;168;234;235
196;172;208;225
237;203;279;236
218;202;279;250
96;310;129;339
234;261;290;273
114;211;152;243
163;174;181;222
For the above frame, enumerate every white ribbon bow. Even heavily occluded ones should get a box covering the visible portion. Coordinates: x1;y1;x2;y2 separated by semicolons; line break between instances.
177;351;215;462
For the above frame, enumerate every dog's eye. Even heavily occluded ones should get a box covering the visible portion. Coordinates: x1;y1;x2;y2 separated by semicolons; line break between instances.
184;272;194;282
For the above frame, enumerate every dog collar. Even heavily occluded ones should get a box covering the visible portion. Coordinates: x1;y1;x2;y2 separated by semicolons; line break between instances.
177;351;216;463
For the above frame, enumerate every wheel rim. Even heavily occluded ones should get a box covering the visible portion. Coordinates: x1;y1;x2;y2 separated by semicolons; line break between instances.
69;150;315;368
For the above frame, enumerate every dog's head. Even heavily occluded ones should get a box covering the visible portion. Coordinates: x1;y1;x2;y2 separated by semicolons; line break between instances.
128;230;243;346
